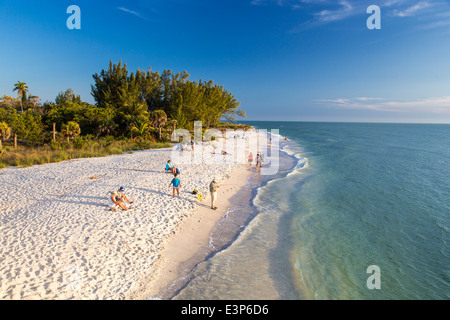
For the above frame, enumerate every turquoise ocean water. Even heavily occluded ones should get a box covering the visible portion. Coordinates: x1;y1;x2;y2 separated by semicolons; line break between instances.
173;122;449;300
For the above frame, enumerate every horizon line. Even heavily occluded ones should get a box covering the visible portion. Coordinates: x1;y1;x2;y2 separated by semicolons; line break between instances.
238;119;450;125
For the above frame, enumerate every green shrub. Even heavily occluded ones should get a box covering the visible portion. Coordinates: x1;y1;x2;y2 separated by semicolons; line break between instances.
100;136;114;148
52;152;69;163
50;141;63;151
72;135;87;149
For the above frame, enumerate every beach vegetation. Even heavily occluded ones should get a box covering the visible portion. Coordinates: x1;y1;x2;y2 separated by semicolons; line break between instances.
0;122;12;141
92;60;247;131
0;60;248;168
61;121;81;143
13;81;29;113
0;95;21;109
149;109;167;140
0;139;172;168
131;119;153;142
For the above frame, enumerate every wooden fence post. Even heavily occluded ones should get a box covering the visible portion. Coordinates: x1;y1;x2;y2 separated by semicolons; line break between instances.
14;134;17;149
53;123;56;141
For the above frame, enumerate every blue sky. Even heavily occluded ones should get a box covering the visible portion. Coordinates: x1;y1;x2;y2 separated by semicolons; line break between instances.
1;0;450;123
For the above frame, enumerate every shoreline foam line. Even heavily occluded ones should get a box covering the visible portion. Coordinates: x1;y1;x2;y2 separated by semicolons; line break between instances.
170;141;301;299
127;164;253;300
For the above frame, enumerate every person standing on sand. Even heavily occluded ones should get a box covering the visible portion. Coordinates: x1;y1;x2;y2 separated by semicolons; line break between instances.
209;178;219;210
170;173;181;198
256;154;261;173
248;152;253;171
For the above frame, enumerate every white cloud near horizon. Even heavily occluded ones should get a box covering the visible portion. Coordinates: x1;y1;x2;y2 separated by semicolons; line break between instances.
316;96;450;114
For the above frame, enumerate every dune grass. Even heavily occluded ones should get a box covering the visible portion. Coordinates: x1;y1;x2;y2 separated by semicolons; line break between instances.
0;139;172;169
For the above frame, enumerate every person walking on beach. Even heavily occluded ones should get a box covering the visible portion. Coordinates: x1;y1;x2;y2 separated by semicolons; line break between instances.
256;154;261;173
209;178;219;210
170;173;181;198
248;152;253;171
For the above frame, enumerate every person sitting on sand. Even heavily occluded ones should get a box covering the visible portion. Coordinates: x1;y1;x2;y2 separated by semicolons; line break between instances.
117;187;134;205
108;191;130;211
170;173;181;198
166;160;176;174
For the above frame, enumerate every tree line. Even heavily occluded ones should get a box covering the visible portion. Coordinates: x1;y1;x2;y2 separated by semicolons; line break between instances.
0;60;246;146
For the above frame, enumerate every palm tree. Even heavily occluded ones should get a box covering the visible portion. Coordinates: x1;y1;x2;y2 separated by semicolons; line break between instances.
123;101;149;132
27;95;41;112
166;119;178;141
61;121;81;143
149;110;167;140
13;81;29;113
131;120;153;142
172;106;188;129
170;119;178;132
0;122;11;140
0;122;11;150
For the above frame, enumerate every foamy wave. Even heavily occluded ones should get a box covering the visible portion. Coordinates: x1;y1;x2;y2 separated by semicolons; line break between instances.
281;144;295;156
252;177;286;211
287;158;309;177
252;184;265;208
280;144;309;176
294;157;308;170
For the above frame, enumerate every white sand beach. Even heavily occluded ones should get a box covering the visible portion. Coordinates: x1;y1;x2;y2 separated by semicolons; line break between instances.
0;141;254;300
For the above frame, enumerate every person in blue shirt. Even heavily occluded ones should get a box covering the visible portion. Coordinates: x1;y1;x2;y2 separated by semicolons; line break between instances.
166;160;176;174
170;173;181;198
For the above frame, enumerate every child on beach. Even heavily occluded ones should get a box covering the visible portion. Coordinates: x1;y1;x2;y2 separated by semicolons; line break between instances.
170;174;181;198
